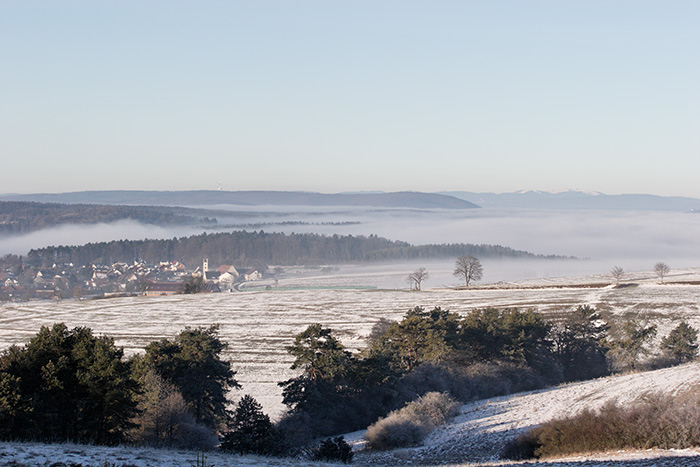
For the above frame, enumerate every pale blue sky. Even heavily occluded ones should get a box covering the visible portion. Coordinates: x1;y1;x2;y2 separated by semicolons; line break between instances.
1;1;698;196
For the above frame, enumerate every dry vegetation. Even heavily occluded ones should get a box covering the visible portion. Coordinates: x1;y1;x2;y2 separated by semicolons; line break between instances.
504;388;700;460
365;392;460;450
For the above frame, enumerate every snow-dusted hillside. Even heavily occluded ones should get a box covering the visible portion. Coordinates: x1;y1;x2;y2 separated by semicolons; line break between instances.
351;362;700;465
3;363;700;466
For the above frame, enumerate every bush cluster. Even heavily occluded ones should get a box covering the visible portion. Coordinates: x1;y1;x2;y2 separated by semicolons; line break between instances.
503;392;700;459
310;436;354;463
365;392;459;450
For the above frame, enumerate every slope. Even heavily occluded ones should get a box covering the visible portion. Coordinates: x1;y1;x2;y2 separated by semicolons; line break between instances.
353;361;700;465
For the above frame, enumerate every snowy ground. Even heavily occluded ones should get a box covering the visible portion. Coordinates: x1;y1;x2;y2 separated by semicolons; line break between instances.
3;268;700;465
2;266;700;419
3;363;700;466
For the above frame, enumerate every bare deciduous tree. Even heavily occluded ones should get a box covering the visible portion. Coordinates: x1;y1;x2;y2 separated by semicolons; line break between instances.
453;255;483;287
611;266;624;284
654;262;670;282
407;267;429;291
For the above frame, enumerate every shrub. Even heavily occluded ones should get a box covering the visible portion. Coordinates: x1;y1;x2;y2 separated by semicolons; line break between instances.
501;431;541;460
503;393;700;459
400;391;460;426
276;411;315;448
311;436;354;463
364;392;458;450
365;415;429;450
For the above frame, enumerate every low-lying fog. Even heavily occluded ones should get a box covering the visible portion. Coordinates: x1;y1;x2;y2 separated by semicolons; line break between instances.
2;207;699;285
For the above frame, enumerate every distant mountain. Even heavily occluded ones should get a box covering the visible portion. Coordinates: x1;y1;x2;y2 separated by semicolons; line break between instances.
440;190;700;211
0;190;479;210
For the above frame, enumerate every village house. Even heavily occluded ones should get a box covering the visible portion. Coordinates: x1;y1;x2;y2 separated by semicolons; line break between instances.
217;265;239;290
244;269;262;281
144;282;181;296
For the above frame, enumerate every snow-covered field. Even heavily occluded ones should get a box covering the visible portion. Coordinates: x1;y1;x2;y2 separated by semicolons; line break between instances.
2;266;700;418
3;267;700;465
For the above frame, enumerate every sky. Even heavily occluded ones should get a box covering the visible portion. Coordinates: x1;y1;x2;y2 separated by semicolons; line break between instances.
1;1;698;197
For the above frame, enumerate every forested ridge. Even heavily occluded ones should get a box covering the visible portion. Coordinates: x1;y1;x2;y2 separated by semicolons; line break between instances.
25;230;556;267
364;243;565;261
0;201;216;235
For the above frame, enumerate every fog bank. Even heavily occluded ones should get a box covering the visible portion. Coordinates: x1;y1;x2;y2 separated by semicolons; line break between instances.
2;208;698;283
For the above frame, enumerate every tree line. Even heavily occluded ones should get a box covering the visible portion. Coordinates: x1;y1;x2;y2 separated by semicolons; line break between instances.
25;230;554;268
0;324;235;448
364;243;567;261
275;305;697;452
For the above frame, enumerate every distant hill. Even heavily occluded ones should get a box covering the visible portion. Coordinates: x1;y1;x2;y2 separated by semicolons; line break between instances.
0;201;218;236
440;190;700;211
0;190;480;210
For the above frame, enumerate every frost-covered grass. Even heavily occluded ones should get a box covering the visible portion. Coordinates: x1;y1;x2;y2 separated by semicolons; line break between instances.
0;441;341;467
3;266;700;418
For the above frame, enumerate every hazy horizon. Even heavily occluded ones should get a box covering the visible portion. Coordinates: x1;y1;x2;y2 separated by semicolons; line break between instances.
2;187;700;199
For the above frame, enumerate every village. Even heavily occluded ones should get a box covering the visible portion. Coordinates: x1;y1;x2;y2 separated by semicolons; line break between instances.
0;258;264;301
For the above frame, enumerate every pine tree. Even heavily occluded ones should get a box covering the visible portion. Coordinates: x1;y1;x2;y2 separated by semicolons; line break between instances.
0;323;138;444
661;321;699;363
220;395;279;455
551;305;610;381
144;325;239;429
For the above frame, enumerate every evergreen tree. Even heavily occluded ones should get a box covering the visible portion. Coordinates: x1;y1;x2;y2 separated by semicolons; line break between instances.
278;324;377;437
0;323;138;444
279;324;354;412
551;305;610;381
220;395;279;455
370;307;462;372
144;325;239;429
660;321;699;363
607;319;657;371
461;307;552;367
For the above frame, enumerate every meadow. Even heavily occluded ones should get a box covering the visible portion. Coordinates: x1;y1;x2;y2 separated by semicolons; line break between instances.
3;264;699;419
